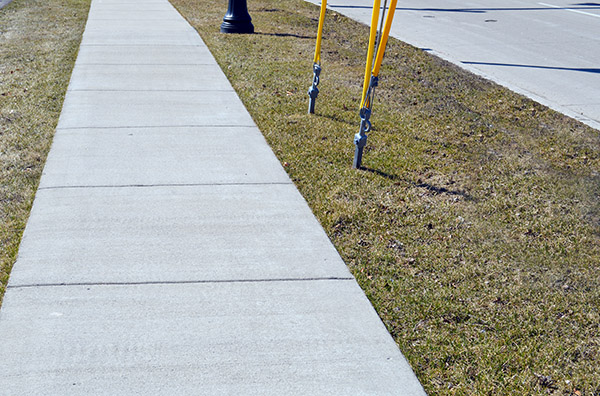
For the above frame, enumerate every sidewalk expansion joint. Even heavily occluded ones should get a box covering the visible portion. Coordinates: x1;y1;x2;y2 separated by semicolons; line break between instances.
86;19;191;22
74;63;215;66
38;182;294;190
7;277;355;289
66;89;235;93
56;125;258;130
80;44;207;47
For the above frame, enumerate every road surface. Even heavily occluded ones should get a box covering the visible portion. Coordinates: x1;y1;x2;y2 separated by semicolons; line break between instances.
307;0;600;130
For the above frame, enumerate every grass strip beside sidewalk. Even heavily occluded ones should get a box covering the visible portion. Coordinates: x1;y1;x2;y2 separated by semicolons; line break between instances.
0;0;90;301
171;0;600;394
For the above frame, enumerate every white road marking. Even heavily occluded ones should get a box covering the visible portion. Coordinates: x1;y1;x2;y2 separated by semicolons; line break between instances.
538;2;600;18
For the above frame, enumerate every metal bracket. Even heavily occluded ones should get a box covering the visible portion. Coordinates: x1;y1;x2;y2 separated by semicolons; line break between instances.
362;75;378;108
353;107;371;169
308;63;321;114
369;75;379;88
353;75;379;169
358;107;372;133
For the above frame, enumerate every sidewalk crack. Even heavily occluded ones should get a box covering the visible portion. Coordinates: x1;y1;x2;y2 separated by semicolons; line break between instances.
8;277;355;289
38;182;294;190
55;125;258;130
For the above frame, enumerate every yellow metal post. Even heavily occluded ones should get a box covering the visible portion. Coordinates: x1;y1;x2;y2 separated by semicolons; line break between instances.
313;0;327;65
360;0;381;108
354;0;397;169
372;0;397;77
308;0;328;114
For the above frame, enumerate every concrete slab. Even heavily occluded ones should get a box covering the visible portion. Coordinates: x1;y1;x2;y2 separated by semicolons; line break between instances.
0;281;425;395
75;45;215;65
86;9;184;21
56;90;254;129
565;103;600;121
84;18;193;30
81;22;201;46
0;0;13;10
94;0;166;3
89;2;175;12
68;64;231;91
9;184;352;286
95;0;165;3
39;126;291;187
91;0;167;5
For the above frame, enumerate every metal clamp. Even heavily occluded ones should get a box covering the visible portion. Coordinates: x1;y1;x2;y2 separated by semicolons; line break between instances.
308;63;322;114
358;107;372;133
353;76;379;168
353;107;372;168
362;75;378;109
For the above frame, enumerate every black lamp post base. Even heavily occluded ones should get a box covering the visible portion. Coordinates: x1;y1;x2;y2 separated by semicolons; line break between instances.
221;0;254;34
220;20;254;34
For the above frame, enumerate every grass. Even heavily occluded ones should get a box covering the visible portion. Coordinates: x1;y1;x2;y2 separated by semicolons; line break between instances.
1;0;598;393
170;0;600;394
0;0;90;302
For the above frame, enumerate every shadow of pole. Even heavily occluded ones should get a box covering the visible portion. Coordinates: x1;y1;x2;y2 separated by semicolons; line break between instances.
326;4;600;13
360;166;474;200
462;61;600;74
254;32;316;39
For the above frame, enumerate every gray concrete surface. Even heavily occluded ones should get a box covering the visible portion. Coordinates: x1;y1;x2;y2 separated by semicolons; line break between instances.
69;64;233;90
307;0;600;130
57;91;255;128
39;127;290;187
1;281;420;395
0;0;12;10
0;0;426;393
75;45;215;65
11;185;352;285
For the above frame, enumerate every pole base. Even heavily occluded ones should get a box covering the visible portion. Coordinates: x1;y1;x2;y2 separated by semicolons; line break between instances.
308;97;316;114
353;132;367;169
353;145;364;169
220;20;254;34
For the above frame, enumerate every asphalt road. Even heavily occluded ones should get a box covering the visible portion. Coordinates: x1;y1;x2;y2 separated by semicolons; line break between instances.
307;0;600;130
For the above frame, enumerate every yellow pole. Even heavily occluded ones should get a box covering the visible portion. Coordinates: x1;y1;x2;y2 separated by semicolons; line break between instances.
360;0;381;106
313;0;328;64
372;0;397;77
308;0;327;114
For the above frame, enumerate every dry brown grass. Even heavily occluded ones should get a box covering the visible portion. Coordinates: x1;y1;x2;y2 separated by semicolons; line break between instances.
1;0;598;393
171;0;600;394
0;0;90;303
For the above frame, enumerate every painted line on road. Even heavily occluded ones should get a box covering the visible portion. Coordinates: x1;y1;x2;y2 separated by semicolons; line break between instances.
538;2;600;18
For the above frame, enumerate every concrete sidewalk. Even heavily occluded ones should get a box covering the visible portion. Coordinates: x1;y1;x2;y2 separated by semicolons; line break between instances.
0;0;426;394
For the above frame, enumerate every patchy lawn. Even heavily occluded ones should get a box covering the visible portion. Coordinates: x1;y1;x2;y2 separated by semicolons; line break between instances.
1;0;598;393
171;0;600;394
0;0;90;302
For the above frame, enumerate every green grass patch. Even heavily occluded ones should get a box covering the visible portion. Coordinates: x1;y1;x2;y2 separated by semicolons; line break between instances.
171;0;600;394
0;0;90;303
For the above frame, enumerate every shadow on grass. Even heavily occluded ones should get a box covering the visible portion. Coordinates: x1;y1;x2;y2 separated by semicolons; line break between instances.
462;61;600;74
254;31;315;40
361;166;474;200
328;4;600;13
315;112;357;127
